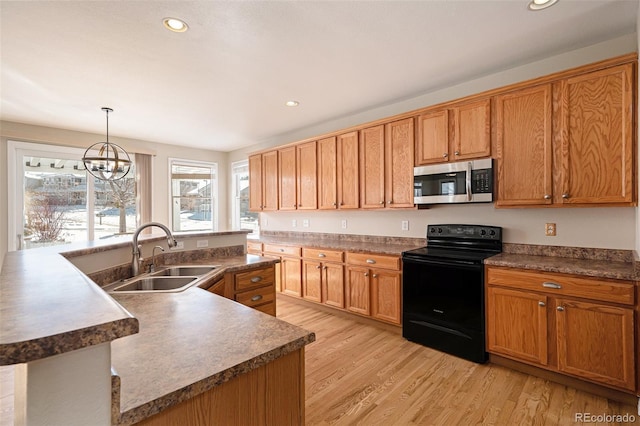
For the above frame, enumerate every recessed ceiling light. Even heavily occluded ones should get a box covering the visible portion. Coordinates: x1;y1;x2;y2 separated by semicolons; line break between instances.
285;100;300;107
163;17;188;33
527;0;559;11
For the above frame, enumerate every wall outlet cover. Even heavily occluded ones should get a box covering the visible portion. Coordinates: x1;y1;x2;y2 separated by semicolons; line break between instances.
341;219;347;229
196;240;208;248
170;241;185;250
401;220;409;231
292;219;297;227
302;219;310;228
545;223;556;236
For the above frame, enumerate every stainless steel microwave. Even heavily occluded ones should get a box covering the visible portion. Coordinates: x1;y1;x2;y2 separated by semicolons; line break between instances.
413;158;493;205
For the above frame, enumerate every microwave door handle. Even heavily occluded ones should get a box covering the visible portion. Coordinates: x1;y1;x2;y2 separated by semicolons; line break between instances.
466;162;472;201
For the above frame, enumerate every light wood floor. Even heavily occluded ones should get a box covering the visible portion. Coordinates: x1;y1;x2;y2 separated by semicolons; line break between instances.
276;297;640;426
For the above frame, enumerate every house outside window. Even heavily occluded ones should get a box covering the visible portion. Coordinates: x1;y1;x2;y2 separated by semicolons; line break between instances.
170;159;218;232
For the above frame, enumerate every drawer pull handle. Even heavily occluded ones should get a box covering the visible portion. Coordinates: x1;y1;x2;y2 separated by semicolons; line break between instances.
542;282;562;289
279;248;284;252
250;276;262;283
251;295;263;302
538;301;545;307
556;306;564;312
366;259;376;264
318;253;326;258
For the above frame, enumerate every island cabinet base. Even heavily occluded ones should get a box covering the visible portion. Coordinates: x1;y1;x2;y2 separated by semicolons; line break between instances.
137;348;305;426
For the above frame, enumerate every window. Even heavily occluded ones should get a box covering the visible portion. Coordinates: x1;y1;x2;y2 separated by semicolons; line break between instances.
8;141;138;251
231;160;258;233
169;159;217;232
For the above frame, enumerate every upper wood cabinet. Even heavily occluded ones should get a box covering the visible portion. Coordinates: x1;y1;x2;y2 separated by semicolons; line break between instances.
278;142;317;210
495;84;553;207
337;131;359;209
296;141;317;210
416;98;491;165
360;125;386;209
317;136;338;210
385;118;415;208
558;64;634;205
496;62;636;207
360;119;414;209
249;152;278;212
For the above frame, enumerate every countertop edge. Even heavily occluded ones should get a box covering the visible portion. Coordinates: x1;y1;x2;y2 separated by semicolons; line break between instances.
113;333;315;426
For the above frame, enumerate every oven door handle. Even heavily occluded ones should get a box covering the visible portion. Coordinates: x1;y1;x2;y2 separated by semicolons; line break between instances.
466;161;472;202
402;257;482;269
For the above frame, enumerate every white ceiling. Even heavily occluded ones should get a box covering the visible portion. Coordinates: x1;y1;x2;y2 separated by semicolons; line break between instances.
1;0;638;152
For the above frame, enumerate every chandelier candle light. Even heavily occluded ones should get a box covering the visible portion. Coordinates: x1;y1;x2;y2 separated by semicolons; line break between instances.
82;107;132;181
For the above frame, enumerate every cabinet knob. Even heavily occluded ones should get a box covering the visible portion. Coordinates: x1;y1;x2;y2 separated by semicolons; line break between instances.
316;265;322;269
538;301;545;307
389;200;393;204
454;150;460;156
323;266;328;270
556;306;565;312
333;202;337;207
442;153;448;158
380;201;385;205
543;195;551;200
373;274;378;278
364;273;369;277
562;193;570;199
340;201;344;206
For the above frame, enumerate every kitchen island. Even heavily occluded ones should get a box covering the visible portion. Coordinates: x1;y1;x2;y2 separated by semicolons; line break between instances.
0;231;315;425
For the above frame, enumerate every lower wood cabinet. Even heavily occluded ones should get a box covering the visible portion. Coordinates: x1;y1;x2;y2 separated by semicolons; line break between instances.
204;265;277;316
263;244;303;297
486;266;636;392
302;248;345;308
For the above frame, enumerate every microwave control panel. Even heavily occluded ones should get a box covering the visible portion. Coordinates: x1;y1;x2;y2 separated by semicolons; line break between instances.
471;169;492;193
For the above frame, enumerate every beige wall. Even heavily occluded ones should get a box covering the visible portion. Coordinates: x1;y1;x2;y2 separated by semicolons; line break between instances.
230;33;639;250
1;122;229;264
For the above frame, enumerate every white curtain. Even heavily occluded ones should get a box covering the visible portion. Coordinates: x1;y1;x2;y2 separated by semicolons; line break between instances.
135;153;153;230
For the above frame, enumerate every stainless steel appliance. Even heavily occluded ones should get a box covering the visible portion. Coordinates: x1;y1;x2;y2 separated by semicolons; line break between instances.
401;224;502;363
413;158;493;205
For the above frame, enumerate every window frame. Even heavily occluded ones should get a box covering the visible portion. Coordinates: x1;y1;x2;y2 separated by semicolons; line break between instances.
167;157;218;233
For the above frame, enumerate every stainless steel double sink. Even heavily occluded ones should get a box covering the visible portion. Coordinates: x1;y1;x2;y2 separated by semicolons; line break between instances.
105;265;219;293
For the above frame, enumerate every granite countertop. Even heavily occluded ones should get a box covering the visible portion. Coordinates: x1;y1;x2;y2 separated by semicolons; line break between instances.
111;279;315;425
0;247;139;365
251;234;424;256
485;253;637;281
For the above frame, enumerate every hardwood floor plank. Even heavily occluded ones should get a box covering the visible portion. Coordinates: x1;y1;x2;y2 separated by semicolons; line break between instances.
277;297;640;425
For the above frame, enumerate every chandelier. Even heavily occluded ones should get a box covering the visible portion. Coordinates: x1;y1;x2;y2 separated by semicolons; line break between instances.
82;107;132;181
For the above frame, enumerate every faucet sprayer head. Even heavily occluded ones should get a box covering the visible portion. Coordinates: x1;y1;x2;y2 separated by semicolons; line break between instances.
169;238;178;248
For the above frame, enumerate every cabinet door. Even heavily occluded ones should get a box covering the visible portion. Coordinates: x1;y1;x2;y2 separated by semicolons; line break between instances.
345;266;370;315
486;287;548;366
323;263;344;309
416;109;449;165
556;298;635;390
452;98;491;160
281;257;302;297
278;146;297;210
318;136;338;210
296;141;317;210
337;131;359;209
359;125;386;209
558;64;635;205
385;118;415;208
302;260;322;303
248;154;263;211
495;84;553;207
371;270;401;324
262;151;279;211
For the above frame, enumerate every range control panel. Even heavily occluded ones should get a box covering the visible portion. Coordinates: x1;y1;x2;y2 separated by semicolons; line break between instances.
427;224;502;241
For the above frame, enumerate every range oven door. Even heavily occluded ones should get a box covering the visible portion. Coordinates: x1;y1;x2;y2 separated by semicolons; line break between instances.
402;255;487;363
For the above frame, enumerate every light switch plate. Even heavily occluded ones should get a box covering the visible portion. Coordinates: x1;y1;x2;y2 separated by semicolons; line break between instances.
401;220;409;231
341;219;348;229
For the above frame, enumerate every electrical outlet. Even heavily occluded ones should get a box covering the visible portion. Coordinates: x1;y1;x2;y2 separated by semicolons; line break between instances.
401;220;409;231
545;223;556;236
302;219;310;228
196;240;208;248
292;219;297;227
341;219;348;229
170;241;185;250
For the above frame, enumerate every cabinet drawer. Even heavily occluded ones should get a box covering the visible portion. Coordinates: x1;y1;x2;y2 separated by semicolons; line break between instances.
235;266;275;291
263;244;301;257
303;248;344;263
254;302;276;316
236;286;275;308
346;252;400;270
247;241;262;254
486;267;635;305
